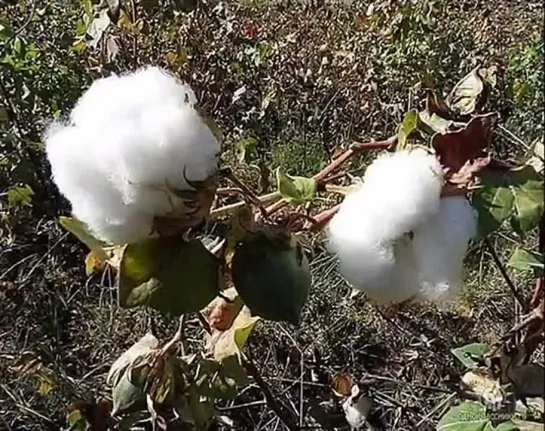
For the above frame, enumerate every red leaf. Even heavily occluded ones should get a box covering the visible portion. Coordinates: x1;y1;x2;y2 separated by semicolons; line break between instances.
432;113;498;172
243;22;259;39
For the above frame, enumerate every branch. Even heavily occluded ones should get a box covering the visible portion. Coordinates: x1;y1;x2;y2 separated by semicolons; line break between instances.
242;356;298;430
484;238;525;309
262;137;397;218
161;314;187;355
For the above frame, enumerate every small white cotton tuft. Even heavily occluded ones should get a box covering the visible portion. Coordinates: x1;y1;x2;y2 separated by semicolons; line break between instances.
361;148;444;238
45;66;220;244
413;196;477;304
327;149;443;303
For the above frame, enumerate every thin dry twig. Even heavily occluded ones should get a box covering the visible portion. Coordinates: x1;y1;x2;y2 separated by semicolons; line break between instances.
242;356;298;431
484;238;525;309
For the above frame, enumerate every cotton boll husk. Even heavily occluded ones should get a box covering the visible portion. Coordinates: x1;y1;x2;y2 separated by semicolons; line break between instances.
45;66;220;244
361;148;444;238
412;196;478;304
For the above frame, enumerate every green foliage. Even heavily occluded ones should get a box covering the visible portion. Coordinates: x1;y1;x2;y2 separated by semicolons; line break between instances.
397;109;421;150
276;167;317;205
472;166;544;237
7;184;34;208
231;233;310;324
451;343;488;369
437;401;491;431
118;238;220;316
438;401;544;431
507;249;544;274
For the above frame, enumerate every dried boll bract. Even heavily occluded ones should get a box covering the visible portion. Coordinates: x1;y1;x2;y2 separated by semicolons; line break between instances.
46;66;221;244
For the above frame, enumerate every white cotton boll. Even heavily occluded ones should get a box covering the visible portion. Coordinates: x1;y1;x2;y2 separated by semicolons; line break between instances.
361;148;444;238
327;188;420;304
327;149;444;304
413;196;477;303
45;66;220;244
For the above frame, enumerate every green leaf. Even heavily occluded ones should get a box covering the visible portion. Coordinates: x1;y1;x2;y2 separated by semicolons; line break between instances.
7;184;34;208
497;420;544;431
118;237;220;316
446;67;490;116
451;343;488;369
509;166;544;235
507;249;544;273
231;233;310;324
437;401;491;431
112;371;146;416
235;138;258;164
397;109;420;150
59;217;107;258
472;166;544;236
276;167;317;205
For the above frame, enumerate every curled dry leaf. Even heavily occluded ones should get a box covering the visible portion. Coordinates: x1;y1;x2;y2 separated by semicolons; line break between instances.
432;113;498;173
331;372;356;397
206;305;260;363
461;370;505;407
203;287;244;331
107;333;159;387
446;67;495;117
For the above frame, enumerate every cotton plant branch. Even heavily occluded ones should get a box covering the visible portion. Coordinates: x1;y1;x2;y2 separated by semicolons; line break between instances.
210;137;396;221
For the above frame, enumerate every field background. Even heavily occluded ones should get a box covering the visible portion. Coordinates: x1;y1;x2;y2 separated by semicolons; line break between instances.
0;0;543;430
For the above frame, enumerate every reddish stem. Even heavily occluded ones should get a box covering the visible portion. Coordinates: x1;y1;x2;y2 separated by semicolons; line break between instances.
303;204;341;231
263;137;396;217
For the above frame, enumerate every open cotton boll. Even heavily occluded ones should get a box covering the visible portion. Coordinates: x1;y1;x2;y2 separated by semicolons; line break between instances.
412;196;477;303
45;66;220;245
361;148;444;238
327;187;420;303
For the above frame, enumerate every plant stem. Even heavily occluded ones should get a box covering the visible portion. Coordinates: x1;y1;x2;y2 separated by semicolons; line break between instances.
161;315;187;355
261;137;397;218
242;356;298;430
303;204;341;231
484;238;525;309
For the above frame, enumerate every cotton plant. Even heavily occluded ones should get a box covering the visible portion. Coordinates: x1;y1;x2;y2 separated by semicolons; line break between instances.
46;66;222;245
327;148;478;304
45;61;543;429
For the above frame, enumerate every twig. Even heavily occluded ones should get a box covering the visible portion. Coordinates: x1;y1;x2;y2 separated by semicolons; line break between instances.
242;356;298;430
303;204;340;231
262;137;396;218
161;314;187;355
210;191;280;219
323;184;349;195
484;238;525;309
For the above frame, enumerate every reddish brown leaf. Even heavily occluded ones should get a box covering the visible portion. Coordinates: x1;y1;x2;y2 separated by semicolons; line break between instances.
432;113;498;172
205;288;244;331
331;372;355;397
448;156;491;189
243;22;259;39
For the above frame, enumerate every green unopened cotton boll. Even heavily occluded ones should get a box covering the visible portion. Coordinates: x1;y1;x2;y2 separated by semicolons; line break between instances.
231;233;311;325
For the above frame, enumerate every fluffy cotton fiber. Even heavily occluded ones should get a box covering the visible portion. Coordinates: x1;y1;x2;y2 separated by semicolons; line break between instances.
412;196;477;303
328;148;477;304
45;66;221;244
328;148;444;303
